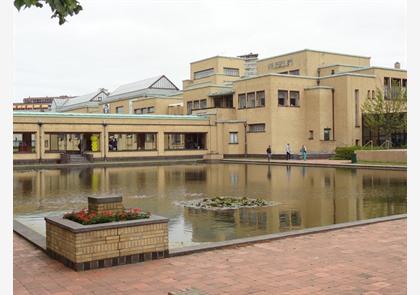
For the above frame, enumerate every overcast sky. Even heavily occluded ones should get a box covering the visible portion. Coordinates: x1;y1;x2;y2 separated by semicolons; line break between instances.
13;0;406;102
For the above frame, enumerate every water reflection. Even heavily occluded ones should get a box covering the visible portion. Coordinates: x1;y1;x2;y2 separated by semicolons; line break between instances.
13;164;407;248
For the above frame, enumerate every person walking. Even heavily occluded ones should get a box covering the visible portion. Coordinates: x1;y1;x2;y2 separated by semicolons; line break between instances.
266;145;272;162
285;143;292;160
300;144;307;161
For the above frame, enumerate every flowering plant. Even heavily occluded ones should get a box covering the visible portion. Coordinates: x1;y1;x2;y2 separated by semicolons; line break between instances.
63;208;151;225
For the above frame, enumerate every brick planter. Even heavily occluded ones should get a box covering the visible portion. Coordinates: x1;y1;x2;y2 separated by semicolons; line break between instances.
45;196;169;271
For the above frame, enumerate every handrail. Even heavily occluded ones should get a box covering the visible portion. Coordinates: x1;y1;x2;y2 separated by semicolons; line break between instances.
362;140;374;150
379;140;393;149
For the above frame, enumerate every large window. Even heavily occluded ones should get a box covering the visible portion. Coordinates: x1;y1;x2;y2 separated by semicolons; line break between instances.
290;91;300;107
13;132;36;153
229;132;238;144
116;106;124;114
355;89;360;127
223;67;239;77
256;91;265;107
187;101;193;114
164;133;206;150
323;128;332;141
108;133;157;151
248;123;265;133
238;94;246;109
45;133;101;152
194;68;214;79
193;100;200;110
278;90;288;106
199;99;207;109
246;92;256;108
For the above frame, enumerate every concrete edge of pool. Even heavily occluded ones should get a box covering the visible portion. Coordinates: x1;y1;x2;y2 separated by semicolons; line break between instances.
13;214;407;261
13;158;407;171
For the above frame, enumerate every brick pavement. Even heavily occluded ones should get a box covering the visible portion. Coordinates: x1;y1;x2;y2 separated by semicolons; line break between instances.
14;219;406;295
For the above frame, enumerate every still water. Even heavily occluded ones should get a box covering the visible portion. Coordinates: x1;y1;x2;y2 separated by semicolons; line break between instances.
13;164;406;249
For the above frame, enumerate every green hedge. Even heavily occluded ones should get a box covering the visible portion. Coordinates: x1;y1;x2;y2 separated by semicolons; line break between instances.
333;145;407;160
334;146;361;160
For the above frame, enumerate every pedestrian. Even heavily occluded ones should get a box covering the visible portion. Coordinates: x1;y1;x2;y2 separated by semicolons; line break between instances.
266;145;272;162
300;145;307;161
285;143;292;160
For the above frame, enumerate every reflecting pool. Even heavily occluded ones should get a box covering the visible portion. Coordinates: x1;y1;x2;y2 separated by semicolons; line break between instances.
13;164;406;249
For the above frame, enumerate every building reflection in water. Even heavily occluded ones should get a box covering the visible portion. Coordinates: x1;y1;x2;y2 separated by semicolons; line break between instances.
13;164;406;246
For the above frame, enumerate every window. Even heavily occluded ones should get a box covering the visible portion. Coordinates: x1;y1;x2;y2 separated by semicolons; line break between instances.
289;69;300;75
13;132;36;153
372;90;375;99
187;101;193;114
164;133;206;150
224;67;239;76
368;90;371;99
402;79;407;88
278;90;288;106
246;92;256;108
324;128;332;141
199;99;207;109
108;133;157;151
331;70;335;75
116;106;124;113
193;100;200;110
256;91;265;107
134;108;142;114
279;71;288;74
290;91;300;107
248;123;265;133
229;132;238;144
147;106;155;113
238;94;246;109
309;130;314;140
194;68;214;79
355;89;360;127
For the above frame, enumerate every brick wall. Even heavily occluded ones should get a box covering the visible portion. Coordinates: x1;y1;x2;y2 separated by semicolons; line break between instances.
45;216;169;271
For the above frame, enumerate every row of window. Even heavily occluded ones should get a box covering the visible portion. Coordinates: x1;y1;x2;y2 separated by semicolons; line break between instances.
186;99;207;114
13;132;207;153
115;106;155;114
278;69;300;75
278;90;300;107
193;67;240;80
134;107;155;114
238;91;265;109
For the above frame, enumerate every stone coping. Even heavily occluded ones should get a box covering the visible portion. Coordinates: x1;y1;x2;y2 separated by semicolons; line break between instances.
218;159;407;171
170;214;407;257
88;195;122;204
15;214;406;255
45;214;169;233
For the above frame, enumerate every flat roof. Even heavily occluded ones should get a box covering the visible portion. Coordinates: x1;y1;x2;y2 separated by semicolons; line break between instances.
13;111;208;121
258;49;371;62
317;63;366;69
190;55;244;65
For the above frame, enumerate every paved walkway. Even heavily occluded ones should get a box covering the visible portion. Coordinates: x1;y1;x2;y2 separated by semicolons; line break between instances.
14;219;406;295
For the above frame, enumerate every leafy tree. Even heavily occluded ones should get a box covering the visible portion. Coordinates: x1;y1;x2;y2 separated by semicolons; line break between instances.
361;87;407;144
14;0;83;25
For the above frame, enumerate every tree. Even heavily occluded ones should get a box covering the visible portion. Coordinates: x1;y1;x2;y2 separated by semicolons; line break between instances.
14;0;83;25
361;87;407;145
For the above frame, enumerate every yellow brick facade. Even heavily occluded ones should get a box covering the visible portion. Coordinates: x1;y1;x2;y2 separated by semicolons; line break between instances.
13;49;407;161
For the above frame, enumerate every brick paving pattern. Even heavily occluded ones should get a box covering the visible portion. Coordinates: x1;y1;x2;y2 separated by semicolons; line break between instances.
14;219;406;295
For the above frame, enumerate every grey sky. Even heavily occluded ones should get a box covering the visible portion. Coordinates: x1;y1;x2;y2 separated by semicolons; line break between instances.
13;0;406;102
